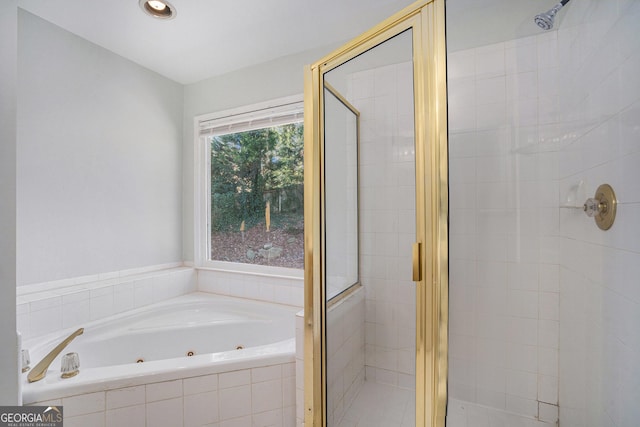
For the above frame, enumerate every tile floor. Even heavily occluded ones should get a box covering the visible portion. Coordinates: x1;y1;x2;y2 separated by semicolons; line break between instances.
335;382;557;427
336;381;415;427
446;399;556;427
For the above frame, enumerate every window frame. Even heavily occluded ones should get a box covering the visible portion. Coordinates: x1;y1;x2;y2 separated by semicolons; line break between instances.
193;95;305;277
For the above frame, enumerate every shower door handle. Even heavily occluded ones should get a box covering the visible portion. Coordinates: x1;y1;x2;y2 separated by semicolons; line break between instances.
412;242;422;282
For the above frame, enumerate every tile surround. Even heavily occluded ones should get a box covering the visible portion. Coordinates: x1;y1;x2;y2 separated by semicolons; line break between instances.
448;32;561;423
326;288;365;426
31;363;296;427
448;0;640;425
349;59;417;392
19;263;301;426
17;264;195;342
555;1;640;425
197;268;303;307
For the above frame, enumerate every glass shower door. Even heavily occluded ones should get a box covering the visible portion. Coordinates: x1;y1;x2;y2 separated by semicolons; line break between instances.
303;1;448;426
323;30;417;427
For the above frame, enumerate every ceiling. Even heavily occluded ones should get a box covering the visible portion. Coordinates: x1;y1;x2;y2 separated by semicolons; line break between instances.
17;0;557;85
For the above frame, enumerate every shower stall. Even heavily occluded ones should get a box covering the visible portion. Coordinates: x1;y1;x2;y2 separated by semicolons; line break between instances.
304;0;640;425
446;0;640;425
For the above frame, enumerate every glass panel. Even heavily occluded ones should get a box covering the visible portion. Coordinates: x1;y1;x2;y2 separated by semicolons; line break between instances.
324;87;359;300
323;29;416;427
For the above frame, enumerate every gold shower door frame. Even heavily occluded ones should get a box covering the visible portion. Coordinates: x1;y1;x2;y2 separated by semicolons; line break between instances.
303;0;448;426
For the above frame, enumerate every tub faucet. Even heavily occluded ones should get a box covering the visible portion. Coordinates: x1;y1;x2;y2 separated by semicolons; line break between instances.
27;328;84;383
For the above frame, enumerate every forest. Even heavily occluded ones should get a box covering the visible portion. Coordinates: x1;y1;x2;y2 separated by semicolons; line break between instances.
210;122;304;268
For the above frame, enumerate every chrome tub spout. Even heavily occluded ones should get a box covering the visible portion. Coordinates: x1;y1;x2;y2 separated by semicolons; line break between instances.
27;328;84;383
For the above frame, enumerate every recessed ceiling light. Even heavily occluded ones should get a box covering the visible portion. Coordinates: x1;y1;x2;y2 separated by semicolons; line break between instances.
148;1;167;11
139;0;176;20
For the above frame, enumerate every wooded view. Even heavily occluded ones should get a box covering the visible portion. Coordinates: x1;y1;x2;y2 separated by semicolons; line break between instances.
210;122;304;268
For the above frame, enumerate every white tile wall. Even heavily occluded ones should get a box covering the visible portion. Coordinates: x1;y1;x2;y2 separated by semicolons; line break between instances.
295;289;366;427
63;391;105;417
347;60;417;391
64;411;105;427
107;404;145;427
106;385;145;410
295;311;304;427
31;363;296;427
17;264;195;341
448;1;640;426
448;32;561;423
197;269;303;307
326;288;365;426
146;397;183;427
555;1;640;426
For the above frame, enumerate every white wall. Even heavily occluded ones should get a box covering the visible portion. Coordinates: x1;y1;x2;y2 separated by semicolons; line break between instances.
0;0;20;405
557;1;640;426
17;11;184;286
182;44;338;263
447;31;562;426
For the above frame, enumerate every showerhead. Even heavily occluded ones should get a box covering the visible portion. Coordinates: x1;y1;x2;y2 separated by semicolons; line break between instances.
535;0;570;30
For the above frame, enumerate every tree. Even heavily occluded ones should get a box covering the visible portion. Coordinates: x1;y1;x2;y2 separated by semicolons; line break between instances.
266;123;304;190
210;122;304;231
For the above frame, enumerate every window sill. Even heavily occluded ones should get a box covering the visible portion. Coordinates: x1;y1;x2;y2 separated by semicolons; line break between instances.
196;261;303;280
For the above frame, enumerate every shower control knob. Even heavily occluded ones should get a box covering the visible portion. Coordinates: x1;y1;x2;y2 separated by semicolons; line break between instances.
583;198;602;217
582;184;617;230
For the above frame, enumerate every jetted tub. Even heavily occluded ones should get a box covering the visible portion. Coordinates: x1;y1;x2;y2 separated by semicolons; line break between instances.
22;292;299;404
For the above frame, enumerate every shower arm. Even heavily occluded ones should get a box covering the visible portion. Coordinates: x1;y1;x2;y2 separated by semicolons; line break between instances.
549;0;570;15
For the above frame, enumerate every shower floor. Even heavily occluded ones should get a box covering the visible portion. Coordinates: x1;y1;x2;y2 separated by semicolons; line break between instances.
446;398;557;427
337;383;557;427
337;381;415;427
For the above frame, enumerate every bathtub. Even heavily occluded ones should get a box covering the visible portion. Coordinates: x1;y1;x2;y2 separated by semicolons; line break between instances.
22;292;299;405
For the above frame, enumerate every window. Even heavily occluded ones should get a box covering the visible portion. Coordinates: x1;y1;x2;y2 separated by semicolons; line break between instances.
195;96;304;273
